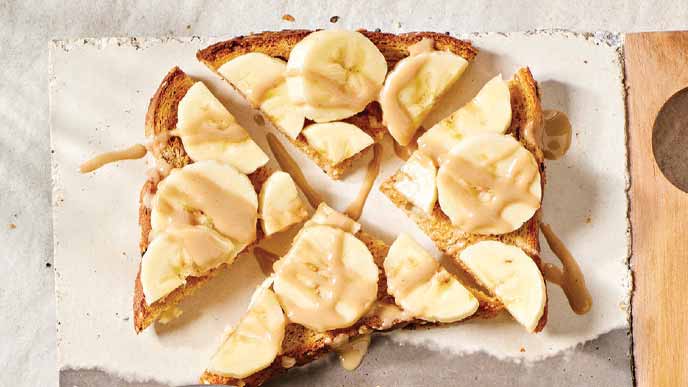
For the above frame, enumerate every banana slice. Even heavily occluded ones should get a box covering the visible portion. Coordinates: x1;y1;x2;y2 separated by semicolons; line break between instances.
436;133;541;235
384;234;478;322
308;203;361;234
151;160;258;245
393;151;437;213
459;241;546;332
380;51;468;146
141;225;236;304
177;82;269;174
273;224;378;332
207;288;286;378
286;30;387;122
259;171;309;236
218;53;305;139
417;75;511;164
302;122;374;164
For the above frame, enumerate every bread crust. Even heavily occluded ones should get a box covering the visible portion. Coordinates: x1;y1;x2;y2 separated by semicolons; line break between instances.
133;67;271;333
196;30;478;179
379;67;548;333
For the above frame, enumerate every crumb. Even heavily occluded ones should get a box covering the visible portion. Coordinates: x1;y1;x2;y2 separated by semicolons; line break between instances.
282;14;295;22
585;215;592;224
123;316;130;321
374;28;381;32
329;15;340;23
519;346;526;352
253;114;265;126
51;150;55;154
396;21;402;28
122;251;127;256
8;223;16;229
584;60;588;64
46;262;52;268
186;24;191;30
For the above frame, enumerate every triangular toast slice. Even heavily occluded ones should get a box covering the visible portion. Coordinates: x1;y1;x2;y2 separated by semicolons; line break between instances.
133;67;273;333
200;205;504;386
196;30;478;179
380;67;548;332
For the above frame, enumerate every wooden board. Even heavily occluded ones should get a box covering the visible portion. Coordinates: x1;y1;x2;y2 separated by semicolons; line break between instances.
625;32;688;386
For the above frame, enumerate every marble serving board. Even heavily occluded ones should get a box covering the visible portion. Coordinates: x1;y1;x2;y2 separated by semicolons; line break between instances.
50;30;630;386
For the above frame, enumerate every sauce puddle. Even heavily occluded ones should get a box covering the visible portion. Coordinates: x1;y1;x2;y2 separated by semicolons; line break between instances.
542;109;573;160
345;143;383;220
79;144;147;173
266;133;322;208
391;131;419;161
334;334;372;371
540;223;592;314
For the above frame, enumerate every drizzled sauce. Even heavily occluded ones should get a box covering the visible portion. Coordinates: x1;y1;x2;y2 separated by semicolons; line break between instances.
345;143;383;220
542;110;572;160
540;223;592;315
334;334;372;371
392;131;419;161
79;144;147;173
266;133;322;208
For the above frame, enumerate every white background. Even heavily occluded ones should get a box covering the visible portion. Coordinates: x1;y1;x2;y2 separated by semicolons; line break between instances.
2;1;688;386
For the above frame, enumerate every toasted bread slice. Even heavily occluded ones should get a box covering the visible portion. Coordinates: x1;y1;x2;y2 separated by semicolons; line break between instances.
133;67;271;333
380;67;548;332
197;30;478;179
200;229;503;386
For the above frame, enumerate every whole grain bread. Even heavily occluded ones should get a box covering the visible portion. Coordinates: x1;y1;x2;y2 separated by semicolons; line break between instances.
380;67;548;332
196;30;478;179
133;67;271;333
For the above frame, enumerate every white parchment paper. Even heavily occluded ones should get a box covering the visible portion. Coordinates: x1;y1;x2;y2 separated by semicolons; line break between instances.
50;31;629;385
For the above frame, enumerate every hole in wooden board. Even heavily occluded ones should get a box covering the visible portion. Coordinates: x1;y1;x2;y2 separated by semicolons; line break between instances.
652;87;688;193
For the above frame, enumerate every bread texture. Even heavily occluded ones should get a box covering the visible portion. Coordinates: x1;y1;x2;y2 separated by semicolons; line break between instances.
133;67;271;333
200;230;503;386
380;67;548;332
197;30;478;179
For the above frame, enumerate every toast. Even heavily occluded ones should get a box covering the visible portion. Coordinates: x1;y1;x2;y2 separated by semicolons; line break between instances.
200;226;504;387
133;67;271;333
197;30;478;179
380;67;548;332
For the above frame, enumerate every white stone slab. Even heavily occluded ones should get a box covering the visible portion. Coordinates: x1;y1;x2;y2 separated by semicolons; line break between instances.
50;31;628;385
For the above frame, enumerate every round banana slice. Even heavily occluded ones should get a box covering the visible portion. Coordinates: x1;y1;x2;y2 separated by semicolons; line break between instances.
459;240;546;332
141;225;236;304
380;51;468;146
286;30;387;123
273;225;378;332
207;288;286;378
151;160;258;245
384;234;478;323
177;82;269;174
437;133;541;235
